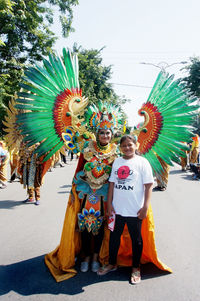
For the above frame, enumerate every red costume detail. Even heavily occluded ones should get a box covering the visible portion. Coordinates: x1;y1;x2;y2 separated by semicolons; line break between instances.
138;102;163;154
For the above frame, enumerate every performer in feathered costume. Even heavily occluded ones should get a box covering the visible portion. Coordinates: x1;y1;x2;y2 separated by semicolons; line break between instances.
61;101;122;273
3;97;21;182
0;140;9;189
13;48;198;281
190;134;199;164
3;98;52;204
17;141;53;205
154;156;170;191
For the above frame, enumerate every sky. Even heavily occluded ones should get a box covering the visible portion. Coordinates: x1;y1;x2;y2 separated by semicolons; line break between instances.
53;0;200;126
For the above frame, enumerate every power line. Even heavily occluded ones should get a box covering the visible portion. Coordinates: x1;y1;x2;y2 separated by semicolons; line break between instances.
103;50;194;54
110;82;152;89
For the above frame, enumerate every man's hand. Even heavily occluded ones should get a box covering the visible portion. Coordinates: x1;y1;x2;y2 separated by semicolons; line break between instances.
137;205;148;220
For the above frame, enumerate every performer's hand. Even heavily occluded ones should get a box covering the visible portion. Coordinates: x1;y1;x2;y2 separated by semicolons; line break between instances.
107;203;115;217
137;206;148;220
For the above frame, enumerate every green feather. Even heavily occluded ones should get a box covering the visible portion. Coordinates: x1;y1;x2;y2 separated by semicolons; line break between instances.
25;68;60;95
143;151;163;174
20;83;55;100
63;49;76;89
138;70;198;174
43;59;66;91
42;141;64;162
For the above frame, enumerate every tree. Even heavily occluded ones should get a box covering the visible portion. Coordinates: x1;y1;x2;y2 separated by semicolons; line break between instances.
0;0;79;135
181;57;200;133
182;57;200;97
0;0;78;103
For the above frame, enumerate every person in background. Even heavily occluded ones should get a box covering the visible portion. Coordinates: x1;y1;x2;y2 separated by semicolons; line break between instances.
180;142;189;171
198;134;200;164
9;149;20;182
18;143;52;205
54;151;65;168
190;134;199;164
70;150;74;161
154;156;170;191
0;140;9;189
60;146;67;164
190;163;200;180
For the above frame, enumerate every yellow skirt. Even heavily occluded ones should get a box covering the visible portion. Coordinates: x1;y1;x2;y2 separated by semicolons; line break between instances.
45;185;172;282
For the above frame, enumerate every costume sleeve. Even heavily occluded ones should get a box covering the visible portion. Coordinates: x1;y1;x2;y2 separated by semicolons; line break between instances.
74;153;86;176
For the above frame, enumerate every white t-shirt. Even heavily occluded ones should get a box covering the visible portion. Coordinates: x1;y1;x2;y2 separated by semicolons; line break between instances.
109;155;154;217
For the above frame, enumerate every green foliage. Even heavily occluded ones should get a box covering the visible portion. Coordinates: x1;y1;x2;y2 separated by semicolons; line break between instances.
0;1;78;100
0;0;78;135
181;57;200;133
182;57;200;97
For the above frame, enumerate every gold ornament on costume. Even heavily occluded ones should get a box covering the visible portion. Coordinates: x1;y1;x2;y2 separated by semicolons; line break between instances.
83;140;117;190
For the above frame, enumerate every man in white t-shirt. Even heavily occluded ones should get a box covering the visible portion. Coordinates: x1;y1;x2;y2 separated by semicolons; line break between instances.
98;135;154;284
109;155;154;217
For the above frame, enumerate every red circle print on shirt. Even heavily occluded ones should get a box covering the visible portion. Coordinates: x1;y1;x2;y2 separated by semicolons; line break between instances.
117;166;130;179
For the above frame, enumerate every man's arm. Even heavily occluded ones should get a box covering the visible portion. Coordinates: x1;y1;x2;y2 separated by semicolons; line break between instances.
137;183;153;219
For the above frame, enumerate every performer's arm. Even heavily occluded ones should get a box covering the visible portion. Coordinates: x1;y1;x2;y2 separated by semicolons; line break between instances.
107;182;115;216
70;153;86;204
74;153;85;175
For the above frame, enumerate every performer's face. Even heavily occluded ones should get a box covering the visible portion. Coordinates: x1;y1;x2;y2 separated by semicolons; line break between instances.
120;138;136;159
98;129;112;146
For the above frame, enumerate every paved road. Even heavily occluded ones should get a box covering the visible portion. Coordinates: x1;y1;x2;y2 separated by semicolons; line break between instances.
0;159;200;301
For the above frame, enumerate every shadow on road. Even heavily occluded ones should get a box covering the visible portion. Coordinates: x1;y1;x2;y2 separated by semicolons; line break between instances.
169;169;184;175
181;174;197;181
170;169;195;181
0;255;170;297
58;184;72;194
0;200;24;209
59;185;72;189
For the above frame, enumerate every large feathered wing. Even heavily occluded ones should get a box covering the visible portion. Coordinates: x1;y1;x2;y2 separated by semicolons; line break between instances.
2;96;22;153
133;71;198;174
15;48;88;161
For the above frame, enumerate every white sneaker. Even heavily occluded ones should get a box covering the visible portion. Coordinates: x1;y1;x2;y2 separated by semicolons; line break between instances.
80;261;89;272
0;183;7;189
91;261;100;272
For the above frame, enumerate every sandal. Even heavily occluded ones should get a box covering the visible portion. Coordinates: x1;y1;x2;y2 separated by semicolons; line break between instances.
153;186;166;191
97;264;117;276
130;268;141;285
23;198;35;203
159;186;166;191
153;186;161;191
